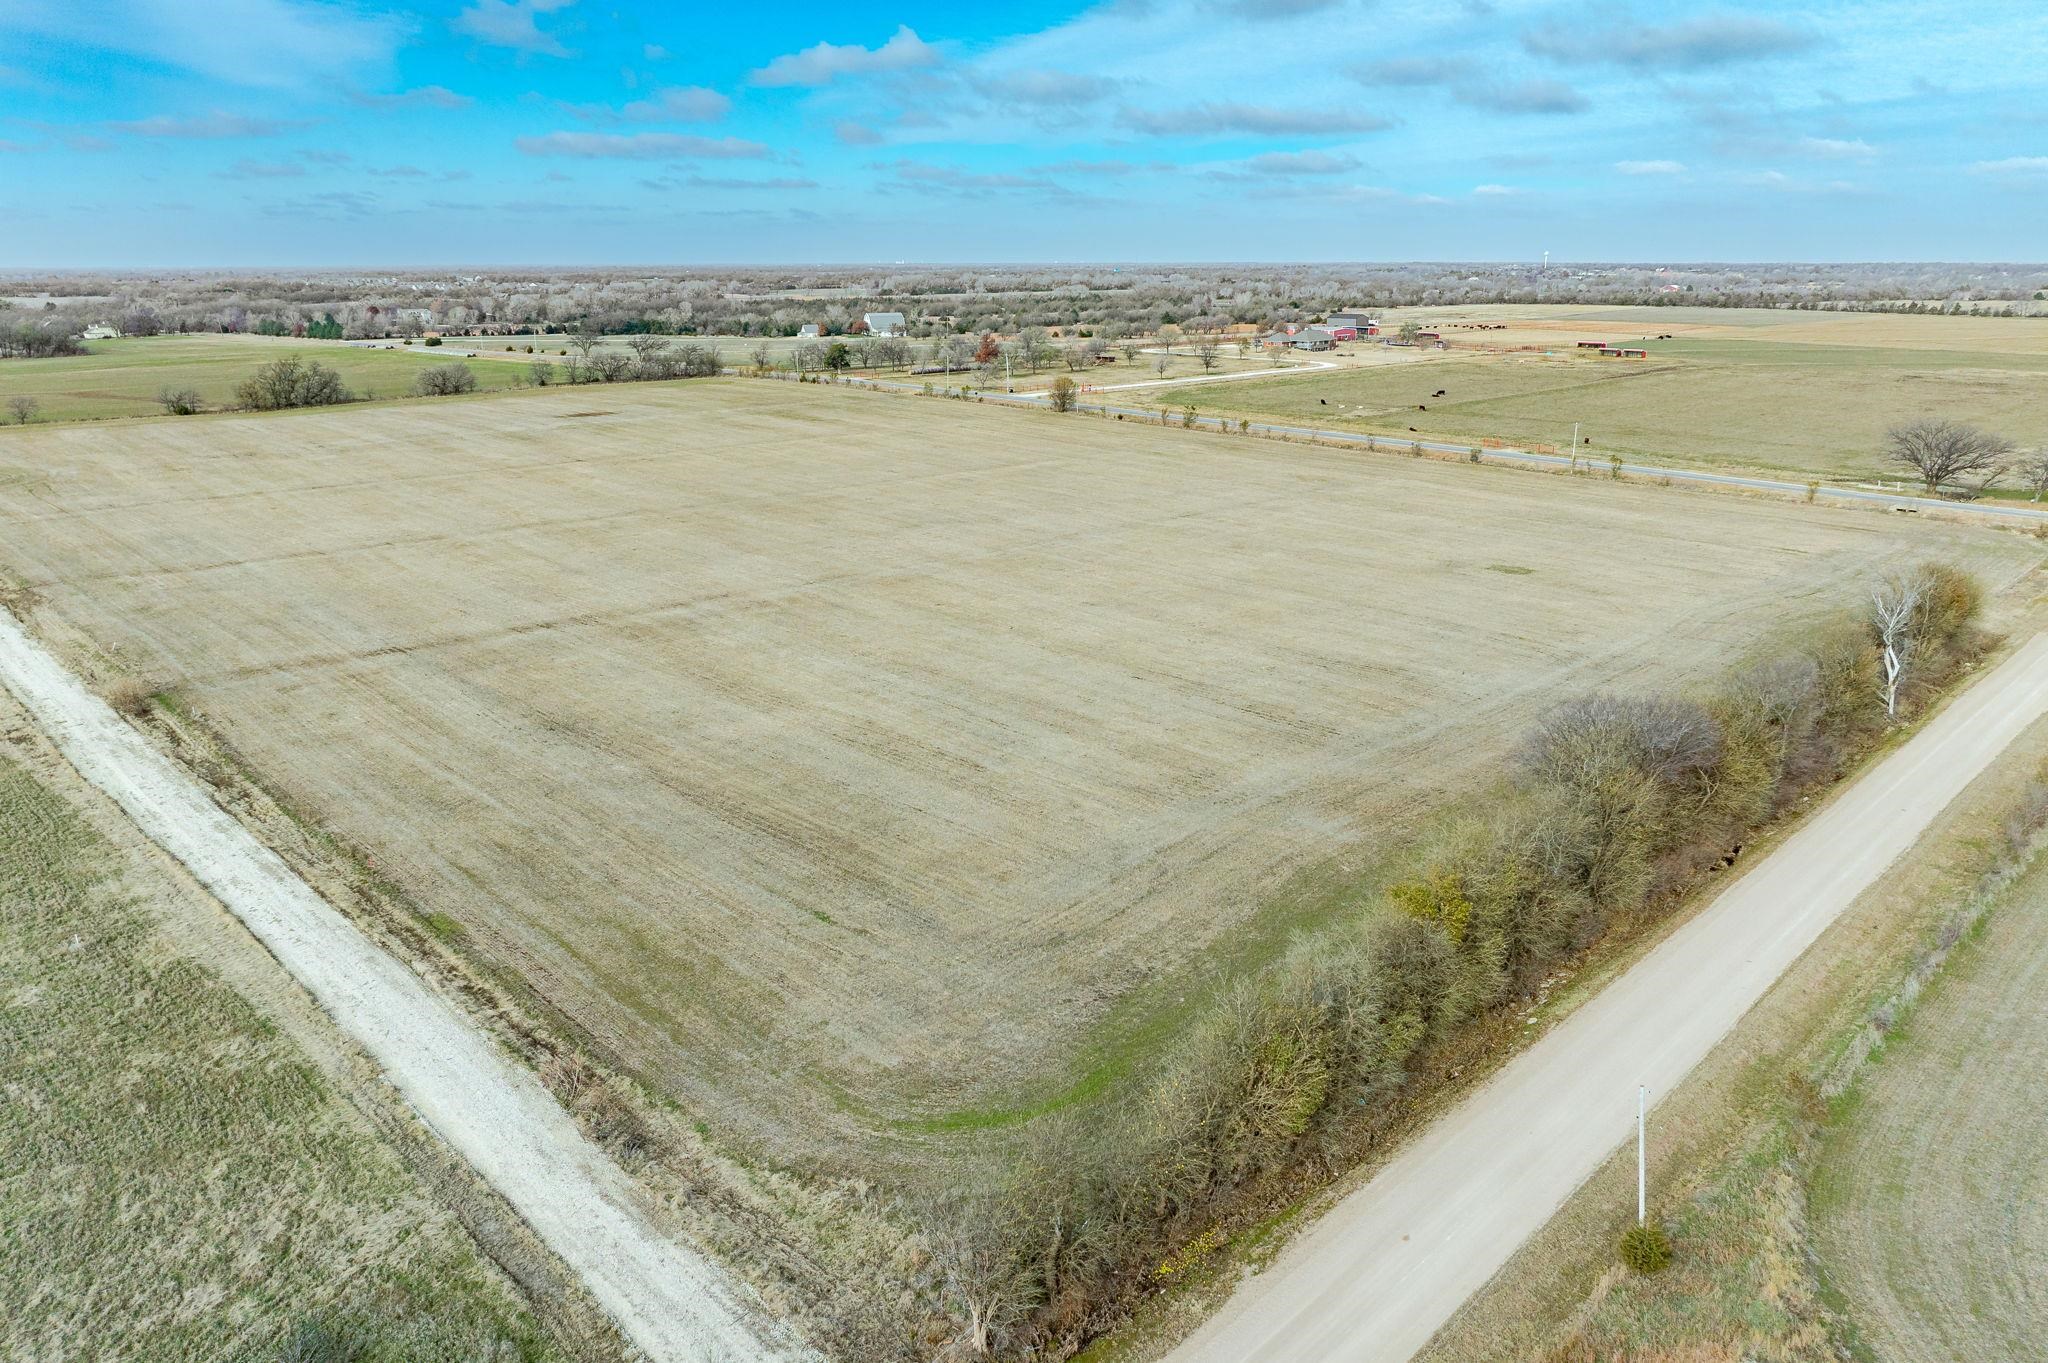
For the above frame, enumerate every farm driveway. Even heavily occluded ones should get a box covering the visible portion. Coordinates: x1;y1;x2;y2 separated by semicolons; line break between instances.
1163;631;2048;1363
0;607;801;1363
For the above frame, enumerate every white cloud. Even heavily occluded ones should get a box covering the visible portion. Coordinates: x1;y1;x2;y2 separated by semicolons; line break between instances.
1971;155;2048;174
1;0;398;90
1473;183;1517;196
835;121;885;146
1119;102;1393;137
751;26;937;88
1616;159;1685;175
347;86;472;110
514;131;772;160
107;110;298;138
452;0;577;57
1799;136;1876;160
619;86;731;123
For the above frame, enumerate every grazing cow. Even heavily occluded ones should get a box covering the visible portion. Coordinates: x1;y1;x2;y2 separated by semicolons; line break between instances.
1432;389;1447;397
1319;398;1327;405
1418;404;1428;411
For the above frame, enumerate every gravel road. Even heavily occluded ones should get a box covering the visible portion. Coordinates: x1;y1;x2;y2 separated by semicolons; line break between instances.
0;606;802;1363
1164;631;2048;1363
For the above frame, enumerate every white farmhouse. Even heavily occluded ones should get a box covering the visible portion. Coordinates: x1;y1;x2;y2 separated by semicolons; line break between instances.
862;311;906;337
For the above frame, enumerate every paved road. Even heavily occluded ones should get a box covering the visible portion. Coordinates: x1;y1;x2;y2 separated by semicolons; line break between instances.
1163;632;2048;1363
825;373;2048;524
0;608;802;1363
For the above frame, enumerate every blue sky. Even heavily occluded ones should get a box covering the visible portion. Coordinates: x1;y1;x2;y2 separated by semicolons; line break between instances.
1;0;2043;266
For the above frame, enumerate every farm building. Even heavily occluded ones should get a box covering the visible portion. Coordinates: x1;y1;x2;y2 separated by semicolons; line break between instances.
1327;311;1378;331
1576;340;1606;349
797;323;822;338
862;311;906;337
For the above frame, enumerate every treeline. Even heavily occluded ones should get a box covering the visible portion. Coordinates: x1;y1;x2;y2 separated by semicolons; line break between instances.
926;564;1986;1360
7;262;2044;346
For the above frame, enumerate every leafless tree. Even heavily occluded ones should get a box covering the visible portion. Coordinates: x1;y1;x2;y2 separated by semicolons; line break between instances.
624;333;676;378
565;321;602;361
412;363;478;397
1195;336;1220;371
156;386;203;415
925;1193;1034;1356
1154;349;1173;378
1870;574;1926;718
587;349;634;382
748;342;773;375
6;395;37;425
2017;448;2048;501
1882;417;2014;497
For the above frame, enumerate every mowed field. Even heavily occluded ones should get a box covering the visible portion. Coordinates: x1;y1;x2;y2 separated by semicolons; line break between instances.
1812;855;2048;1361
0;696;570;1362
0;333;527;422
0;379;2037;1164
1169;306;2048;482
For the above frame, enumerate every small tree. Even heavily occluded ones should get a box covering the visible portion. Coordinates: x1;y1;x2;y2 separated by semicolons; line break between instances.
1154;350;1173;378
823;342;852;371
1048;376;1078;412
1870;573;1926;718
2018;448;2048;501
156;386;203;415
7;395;40;425
925;1194;1034;1356
1883;417;2014;496
748;342;773;376
412;363;478;397
1398;321;1422;345
1195;336;1220;371
973;332;1000;365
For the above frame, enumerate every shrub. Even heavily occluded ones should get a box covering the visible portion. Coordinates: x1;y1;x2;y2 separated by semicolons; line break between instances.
1619;1222;1672;1273
412;363;478;397
234;356;350;410
156;386;203;415
423;335;443;347
104;677;155;717
1048;376;1078;412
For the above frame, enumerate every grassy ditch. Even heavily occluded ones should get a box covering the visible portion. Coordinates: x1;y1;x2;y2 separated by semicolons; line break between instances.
941;563;1992;1361
0;739;572;1362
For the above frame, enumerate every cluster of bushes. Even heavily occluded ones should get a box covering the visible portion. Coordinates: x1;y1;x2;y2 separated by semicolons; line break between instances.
935;564;1985;1359
0;318;85;358
528;337;719;387
233;356;351;411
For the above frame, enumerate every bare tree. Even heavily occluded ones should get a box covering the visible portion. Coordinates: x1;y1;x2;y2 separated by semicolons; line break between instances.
748;342;773;375
6;395;37;425
1882;417;2014;497
1195;336;1220;371
565;321;602;361
1870;574;1926;718
925;1194;1034;1357
2017;448;2048;501
156;386;203;415
1154;349;1173;378
624;333;677;378
587;349;634;382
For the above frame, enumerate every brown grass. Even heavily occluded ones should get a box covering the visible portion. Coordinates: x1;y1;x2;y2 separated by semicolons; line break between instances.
0;378;2039;1175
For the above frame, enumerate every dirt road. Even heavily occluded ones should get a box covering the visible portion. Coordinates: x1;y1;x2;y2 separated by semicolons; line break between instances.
0;606;801;1363
1165;632;2048;1363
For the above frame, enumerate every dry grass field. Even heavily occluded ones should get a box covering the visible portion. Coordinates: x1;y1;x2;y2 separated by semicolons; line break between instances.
0;379;2037;1166
0;697;573;1362
1169;307;2048;483
1810;857;2048;1362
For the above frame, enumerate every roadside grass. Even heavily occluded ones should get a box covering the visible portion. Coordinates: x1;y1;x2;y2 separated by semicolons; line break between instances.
1162;333;2048;483
1808;843;2048;1361
1407;673;2048;1363
0;334;525;422
0;749;569;1362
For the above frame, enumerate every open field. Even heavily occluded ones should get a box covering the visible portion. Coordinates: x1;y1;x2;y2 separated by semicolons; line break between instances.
1811;853;2048;1361
1167;307;2048;483
0;695;573;1362
0;379;2038;1167
0;333;528;422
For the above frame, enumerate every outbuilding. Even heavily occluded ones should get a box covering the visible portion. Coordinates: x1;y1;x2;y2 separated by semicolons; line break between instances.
862;311;907;337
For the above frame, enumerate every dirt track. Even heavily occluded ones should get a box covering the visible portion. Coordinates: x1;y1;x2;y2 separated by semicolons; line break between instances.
0;606;800;1363
1163;632;2048;1363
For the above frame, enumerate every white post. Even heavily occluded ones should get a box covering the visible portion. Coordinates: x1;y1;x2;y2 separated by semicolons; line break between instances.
1637;1084;1647;1226
1572;422;1581;473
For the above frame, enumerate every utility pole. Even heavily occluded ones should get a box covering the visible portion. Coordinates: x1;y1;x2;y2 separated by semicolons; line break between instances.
1637;1084;1648;1227
1571;421;1581;474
